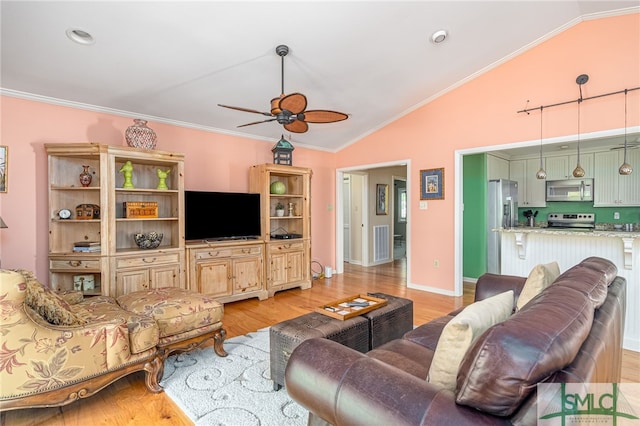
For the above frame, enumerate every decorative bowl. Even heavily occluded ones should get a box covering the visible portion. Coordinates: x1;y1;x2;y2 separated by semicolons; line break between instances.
133;232;163;249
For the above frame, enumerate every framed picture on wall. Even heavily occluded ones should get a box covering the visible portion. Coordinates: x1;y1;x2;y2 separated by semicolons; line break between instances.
420;168;444;200
0;146;7;193
376;184;388;215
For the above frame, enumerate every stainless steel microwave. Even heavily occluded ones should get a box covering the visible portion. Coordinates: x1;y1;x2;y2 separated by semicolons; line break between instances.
546;179;593;202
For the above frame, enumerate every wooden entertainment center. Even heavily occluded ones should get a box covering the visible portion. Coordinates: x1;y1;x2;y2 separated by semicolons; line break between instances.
46;143;311;302
186;163;312;301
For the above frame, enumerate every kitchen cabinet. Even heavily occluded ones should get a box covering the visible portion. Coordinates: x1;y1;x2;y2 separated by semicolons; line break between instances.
594;150;640;206
545;154;594;180
509;159;546;207
46;143;185;297
487;154;509;180
186;240;267;303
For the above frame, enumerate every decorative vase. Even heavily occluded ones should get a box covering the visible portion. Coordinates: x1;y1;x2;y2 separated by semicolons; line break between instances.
79;165;92;187
125;119;157;149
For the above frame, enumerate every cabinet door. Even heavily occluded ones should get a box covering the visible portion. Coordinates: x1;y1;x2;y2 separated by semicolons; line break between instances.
268;252;288;287
509;160;527;205
525;159;546;207
150;264;181;289
618;149;640;205
487;155;509;180
197;260;232;297
286;250;305;283
232;257;262;293
116;269;150;294
545;157;568;180
594;151;620;206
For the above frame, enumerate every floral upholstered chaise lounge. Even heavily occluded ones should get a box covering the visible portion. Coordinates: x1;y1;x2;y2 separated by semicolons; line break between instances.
0;269;226;411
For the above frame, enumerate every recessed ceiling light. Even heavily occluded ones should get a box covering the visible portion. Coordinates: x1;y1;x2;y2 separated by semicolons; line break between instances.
431;30;448;44
560;145;569;150
66;28;95;45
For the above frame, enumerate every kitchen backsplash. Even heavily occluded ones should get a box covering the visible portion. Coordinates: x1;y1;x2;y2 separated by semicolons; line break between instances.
518;203;639;225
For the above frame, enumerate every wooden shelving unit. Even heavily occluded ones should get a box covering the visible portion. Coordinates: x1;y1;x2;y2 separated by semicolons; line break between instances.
249;163;312;297
46;143;185;297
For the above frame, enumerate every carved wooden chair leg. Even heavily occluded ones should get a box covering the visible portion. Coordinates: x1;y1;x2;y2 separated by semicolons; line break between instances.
213;328;228;357
144;356;163;393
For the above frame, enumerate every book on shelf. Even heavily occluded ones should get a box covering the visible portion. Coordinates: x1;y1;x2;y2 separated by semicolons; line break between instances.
73;245;101;252
73;241;101;247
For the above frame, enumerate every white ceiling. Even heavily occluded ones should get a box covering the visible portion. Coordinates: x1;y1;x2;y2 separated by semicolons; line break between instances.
1;1;638;152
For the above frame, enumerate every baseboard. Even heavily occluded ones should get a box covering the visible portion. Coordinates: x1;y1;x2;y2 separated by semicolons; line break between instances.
623;336;639;352
407;282;457;297
463;276;478;284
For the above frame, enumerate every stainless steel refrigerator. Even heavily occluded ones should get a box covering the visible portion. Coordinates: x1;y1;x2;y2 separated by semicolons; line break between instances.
487;179;518;274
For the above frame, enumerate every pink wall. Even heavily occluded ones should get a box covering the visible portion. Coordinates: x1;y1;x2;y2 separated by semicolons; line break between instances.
336;14;640;291
1;14;638;292
0;98;336;279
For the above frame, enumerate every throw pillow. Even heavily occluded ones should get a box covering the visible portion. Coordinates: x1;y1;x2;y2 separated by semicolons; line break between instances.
427;290;514;392
19;269;87;326
516;261;561;310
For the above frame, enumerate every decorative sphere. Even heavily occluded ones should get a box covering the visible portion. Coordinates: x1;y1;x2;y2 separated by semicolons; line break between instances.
270;181;286;194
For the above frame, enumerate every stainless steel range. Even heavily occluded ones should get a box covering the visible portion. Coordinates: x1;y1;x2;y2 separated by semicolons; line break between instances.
546;213;595;230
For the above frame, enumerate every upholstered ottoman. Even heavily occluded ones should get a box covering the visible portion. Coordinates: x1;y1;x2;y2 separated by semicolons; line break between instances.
270;312;369;390
117;287;227;374
363;293;413;349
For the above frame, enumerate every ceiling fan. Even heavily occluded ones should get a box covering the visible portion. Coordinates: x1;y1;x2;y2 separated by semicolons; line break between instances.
218;45;348;133
610;137;640;150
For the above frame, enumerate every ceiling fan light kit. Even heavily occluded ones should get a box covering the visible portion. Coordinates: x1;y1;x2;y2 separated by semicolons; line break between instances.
518;74;638;179
218;44;348;134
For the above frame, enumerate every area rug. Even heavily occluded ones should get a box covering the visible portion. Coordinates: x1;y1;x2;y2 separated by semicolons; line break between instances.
160;328;307;425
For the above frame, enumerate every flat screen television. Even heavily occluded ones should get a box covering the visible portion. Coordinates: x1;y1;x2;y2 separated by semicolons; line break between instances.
184;190;261;241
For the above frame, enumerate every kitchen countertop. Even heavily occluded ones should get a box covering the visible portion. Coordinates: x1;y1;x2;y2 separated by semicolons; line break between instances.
495;227;640;238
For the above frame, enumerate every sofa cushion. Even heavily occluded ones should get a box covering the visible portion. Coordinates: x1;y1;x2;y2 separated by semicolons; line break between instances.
403;315;453;351
516;261;560;310
367;338;434;380
427;290;513;391
73;296;159;354
456;274;599;416
117;287;223;338
19;269;87;326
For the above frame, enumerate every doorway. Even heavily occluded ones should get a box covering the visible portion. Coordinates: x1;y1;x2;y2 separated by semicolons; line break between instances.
335;160;411;284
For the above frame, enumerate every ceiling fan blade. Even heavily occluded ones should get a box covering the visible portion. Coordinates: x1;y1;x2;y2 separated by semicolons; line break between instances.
279;93;307;115
284;120;309;133
218;104;273;117
302;110;349;123
237;118;277;128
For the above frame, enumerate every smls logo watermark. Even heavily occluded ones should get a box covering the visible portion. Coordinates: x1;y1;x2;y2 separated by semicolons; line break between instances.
538;383;640;425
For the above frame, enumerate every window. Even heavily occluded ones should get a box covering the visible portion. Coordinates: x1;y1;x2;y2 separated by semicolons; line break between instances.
399;188;407;222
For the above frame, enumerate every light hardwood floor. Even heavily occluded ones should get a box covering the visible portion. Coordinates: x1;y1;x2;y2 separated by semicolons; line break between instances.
2;259;638;425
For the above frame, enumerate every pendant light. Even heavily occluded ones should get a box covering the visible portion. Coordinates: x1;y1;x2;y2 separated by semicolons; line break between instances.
572;74;587;178
619;89;633;175
536;106;547;179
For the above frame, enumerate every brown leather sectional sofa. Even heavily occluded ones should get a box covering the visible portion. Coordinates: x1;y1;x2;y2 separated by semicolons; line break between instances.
285;257;626;425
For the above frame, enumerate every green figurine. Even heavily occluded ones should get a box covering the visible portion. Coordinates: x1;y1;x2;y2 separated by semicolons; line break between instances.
119;160;134;189
157;168;171;190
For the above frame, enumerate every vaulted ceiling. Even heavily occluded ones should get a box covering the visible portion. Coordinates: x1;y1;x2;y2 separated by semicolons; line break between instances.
1;1;638;151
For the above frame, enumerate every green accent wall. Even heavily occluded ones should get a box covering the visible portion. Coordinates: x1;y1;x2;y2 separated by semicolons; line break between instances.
462;154;487;279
